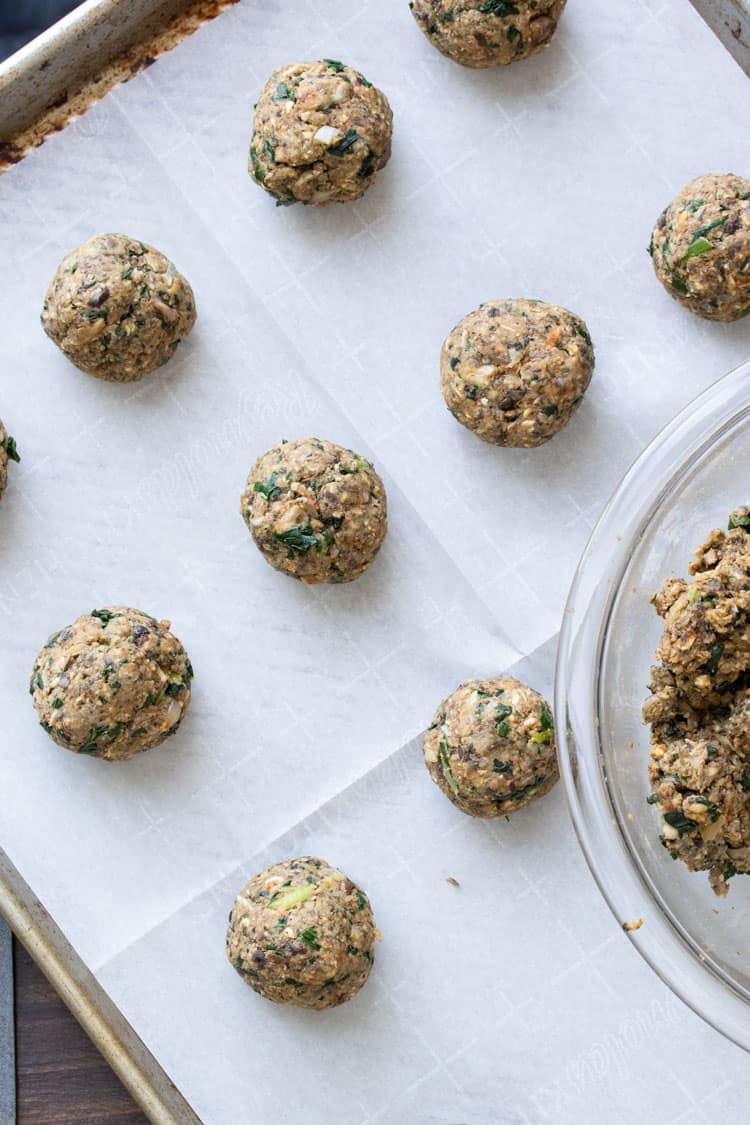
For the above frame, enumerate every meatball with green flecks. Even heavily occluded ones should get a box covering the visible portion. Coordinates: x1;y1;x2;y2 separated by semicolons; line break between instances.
440;298;594;447
410;0;567;69
423;675;558;817
241;437;387;584
249;60;393;205
0;418;20;501
649;173;750;321
30;607;193;761
41;233;196;381
226;856;377;1009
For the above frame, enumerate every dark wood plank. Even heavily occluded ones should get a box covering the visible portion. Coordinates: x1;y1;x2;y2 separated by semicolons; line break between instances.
13;938;149;1125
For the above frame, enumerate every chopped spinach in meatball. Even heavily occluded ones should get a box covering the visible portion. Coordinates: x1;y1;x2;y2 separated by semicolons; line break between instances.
249;60;393;205
41;233;196;381
649;173;750;321
410;0;567;68
0;417;20;501
440;298;594;447
241;437;387;584
30;607;193;761
226;857;377;1009
423;675;558;817
644;509;750;894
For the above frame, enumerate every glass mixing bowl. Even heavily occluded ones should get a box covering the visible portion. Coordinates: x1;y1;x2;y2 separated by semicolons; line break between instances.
556;358;750;1052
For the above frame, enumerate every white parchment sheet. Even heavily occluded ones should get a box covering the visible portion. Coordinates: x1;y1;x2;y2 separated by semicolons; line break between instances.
1;1;749;1121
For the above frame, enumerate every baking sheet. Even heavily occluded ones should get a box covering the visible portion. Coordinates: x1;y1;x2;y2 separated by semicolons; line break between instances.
1;0;749;1121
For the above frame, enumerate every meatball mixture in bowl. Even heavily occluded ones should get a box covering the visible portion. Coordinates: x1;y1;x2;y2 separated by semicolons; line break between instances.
241;437;387;584
249;59;393;205
644;509;750;894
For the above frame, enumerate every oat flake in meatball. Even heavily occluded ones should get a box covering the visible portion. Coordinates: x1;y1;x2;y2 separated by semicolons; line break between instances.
440;298;594;447
249;60;393;205
226;857;377;1009
649;173;750;321
241;437;388;584
0;419;20;501
30;607;193;761
423;675;558;817
41;233;197;381
410;0;567;69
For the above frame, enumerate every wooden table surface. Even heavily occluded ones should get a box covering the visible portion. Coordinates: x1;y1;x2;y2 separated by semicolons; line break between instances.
14;938;148;1124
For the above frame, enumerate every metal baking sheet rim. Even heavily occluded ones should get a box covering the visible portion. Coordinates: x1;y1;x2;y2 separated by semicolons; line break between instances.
0;0;239;168
0;846;203;1123
0;0;747;1121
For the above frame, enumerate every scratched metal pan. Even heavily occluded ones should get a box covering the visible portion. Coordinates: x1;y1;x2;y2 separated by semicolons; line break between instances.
0;1;747;1123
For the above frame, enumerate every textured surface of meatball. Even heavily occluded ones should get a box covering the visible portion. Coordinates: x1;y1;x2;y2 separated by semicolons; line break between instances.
241;437;387;584
650;173;750;321
440;298;594;447
41;233;197;381
643;509;750;895
423;675;558;817
0;418;20;501
644;513;750;714
410;0;567;68
226;857;376;1009
249;60;392;205
30;607;193;761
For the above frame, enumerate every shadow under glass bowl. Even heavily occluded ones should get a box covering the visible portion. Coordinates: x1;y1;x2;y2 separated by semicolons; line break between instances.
556;357;750;1053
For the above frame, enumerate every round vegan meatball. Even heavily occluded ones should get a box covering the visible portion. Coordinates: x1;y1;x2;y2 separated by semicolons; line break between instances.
41;233;197;381
649;173;750;321
30;607;193;761
0;419;20;501
410;0;567;68
440;298;594;447
226;856;377;1009
241;437;388;584
249;60;393;205
423;675;558;817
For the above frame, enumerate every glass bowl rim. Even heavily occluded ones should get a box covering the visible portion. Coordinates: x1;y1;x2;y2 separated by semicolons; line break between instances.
555;356;750;1054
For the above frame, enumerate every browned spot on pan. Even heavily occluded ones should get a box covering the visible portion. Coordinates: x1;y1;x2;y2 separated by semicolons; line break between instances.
0;0;238;172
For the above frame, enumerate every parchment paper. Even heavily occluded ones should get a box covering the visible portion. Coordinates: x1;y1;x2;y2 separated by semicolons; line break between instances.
1;1;749;1121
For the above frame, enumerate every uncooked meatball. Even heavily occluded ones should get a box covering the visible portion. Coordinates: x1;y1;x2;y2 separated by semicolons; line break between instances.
649;173;750;321
241;437;387;584
423;675;558;817
410;0;567;68
41;233;197;381
440;298;594;447
226;856;377;1009
0;418;20;501
30;607;193;761
249;60;393;205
